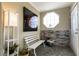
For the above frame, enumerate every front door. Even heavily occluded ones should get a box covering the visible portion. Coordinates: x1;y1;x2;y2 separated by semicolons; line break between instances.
71;4;78;55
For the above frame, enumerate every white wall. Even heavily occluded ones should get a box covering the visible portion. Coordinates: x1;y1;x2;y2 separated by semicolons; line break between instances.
78;2;79;56
0;2;3;56
2;2;40;49
0;2;2;56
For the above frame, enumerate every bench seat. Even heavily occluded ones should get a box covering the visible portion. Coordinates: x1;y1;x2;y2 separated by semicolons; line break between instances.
29;40;45;49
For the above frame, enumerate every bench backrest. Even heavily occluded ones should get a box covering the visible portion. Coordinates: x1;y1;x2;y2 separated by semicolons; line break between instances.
24;34;39;47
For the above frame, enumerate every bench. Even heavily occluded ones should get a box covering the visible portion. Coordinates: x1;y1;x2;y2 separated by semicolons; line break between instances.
24;34;45;56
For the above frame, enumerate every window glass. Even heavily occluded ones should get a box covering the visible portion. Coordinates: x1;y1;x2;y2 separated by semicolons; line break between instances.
43;12;59;28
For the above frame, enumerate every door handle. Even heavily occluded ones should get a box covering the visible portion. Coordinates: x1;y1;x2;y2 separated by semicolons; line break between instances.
75;32;78;34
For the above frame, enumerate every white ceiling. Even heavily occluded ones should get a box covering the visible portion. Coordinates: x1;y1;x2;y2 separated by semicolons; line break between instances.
30;2;73;12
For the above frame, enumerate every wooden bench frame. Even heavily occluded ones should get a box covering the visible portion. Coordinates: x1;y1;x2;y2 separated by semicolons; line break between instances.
24;35;45;56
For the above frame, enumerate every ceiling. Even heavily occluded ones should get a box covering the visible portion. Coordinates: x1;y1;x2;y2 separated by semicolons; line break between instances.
30;2;73;12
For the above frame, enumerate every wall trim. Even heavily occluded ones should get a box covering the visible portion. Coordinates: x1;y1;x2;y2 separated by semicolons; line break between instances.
71;2;78;12
29;2;41;12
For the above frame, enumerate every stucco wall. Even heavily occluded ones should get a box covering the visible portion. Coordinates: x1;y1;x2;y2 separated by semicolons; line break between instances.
40;7;71;31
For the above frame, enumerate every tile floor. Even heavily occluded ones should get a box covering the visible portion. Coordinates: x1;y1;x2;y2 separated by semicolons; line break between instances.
30;44;75;56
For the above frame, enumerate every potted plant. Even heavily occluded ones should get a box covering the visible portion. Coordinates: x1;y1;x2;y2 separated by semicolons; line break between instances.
19;48;29;56
5;43;18;55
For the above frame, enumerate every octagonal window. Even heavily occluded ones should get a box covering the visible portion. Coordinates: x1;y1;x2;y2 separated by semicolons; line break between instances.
43;12;59;28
